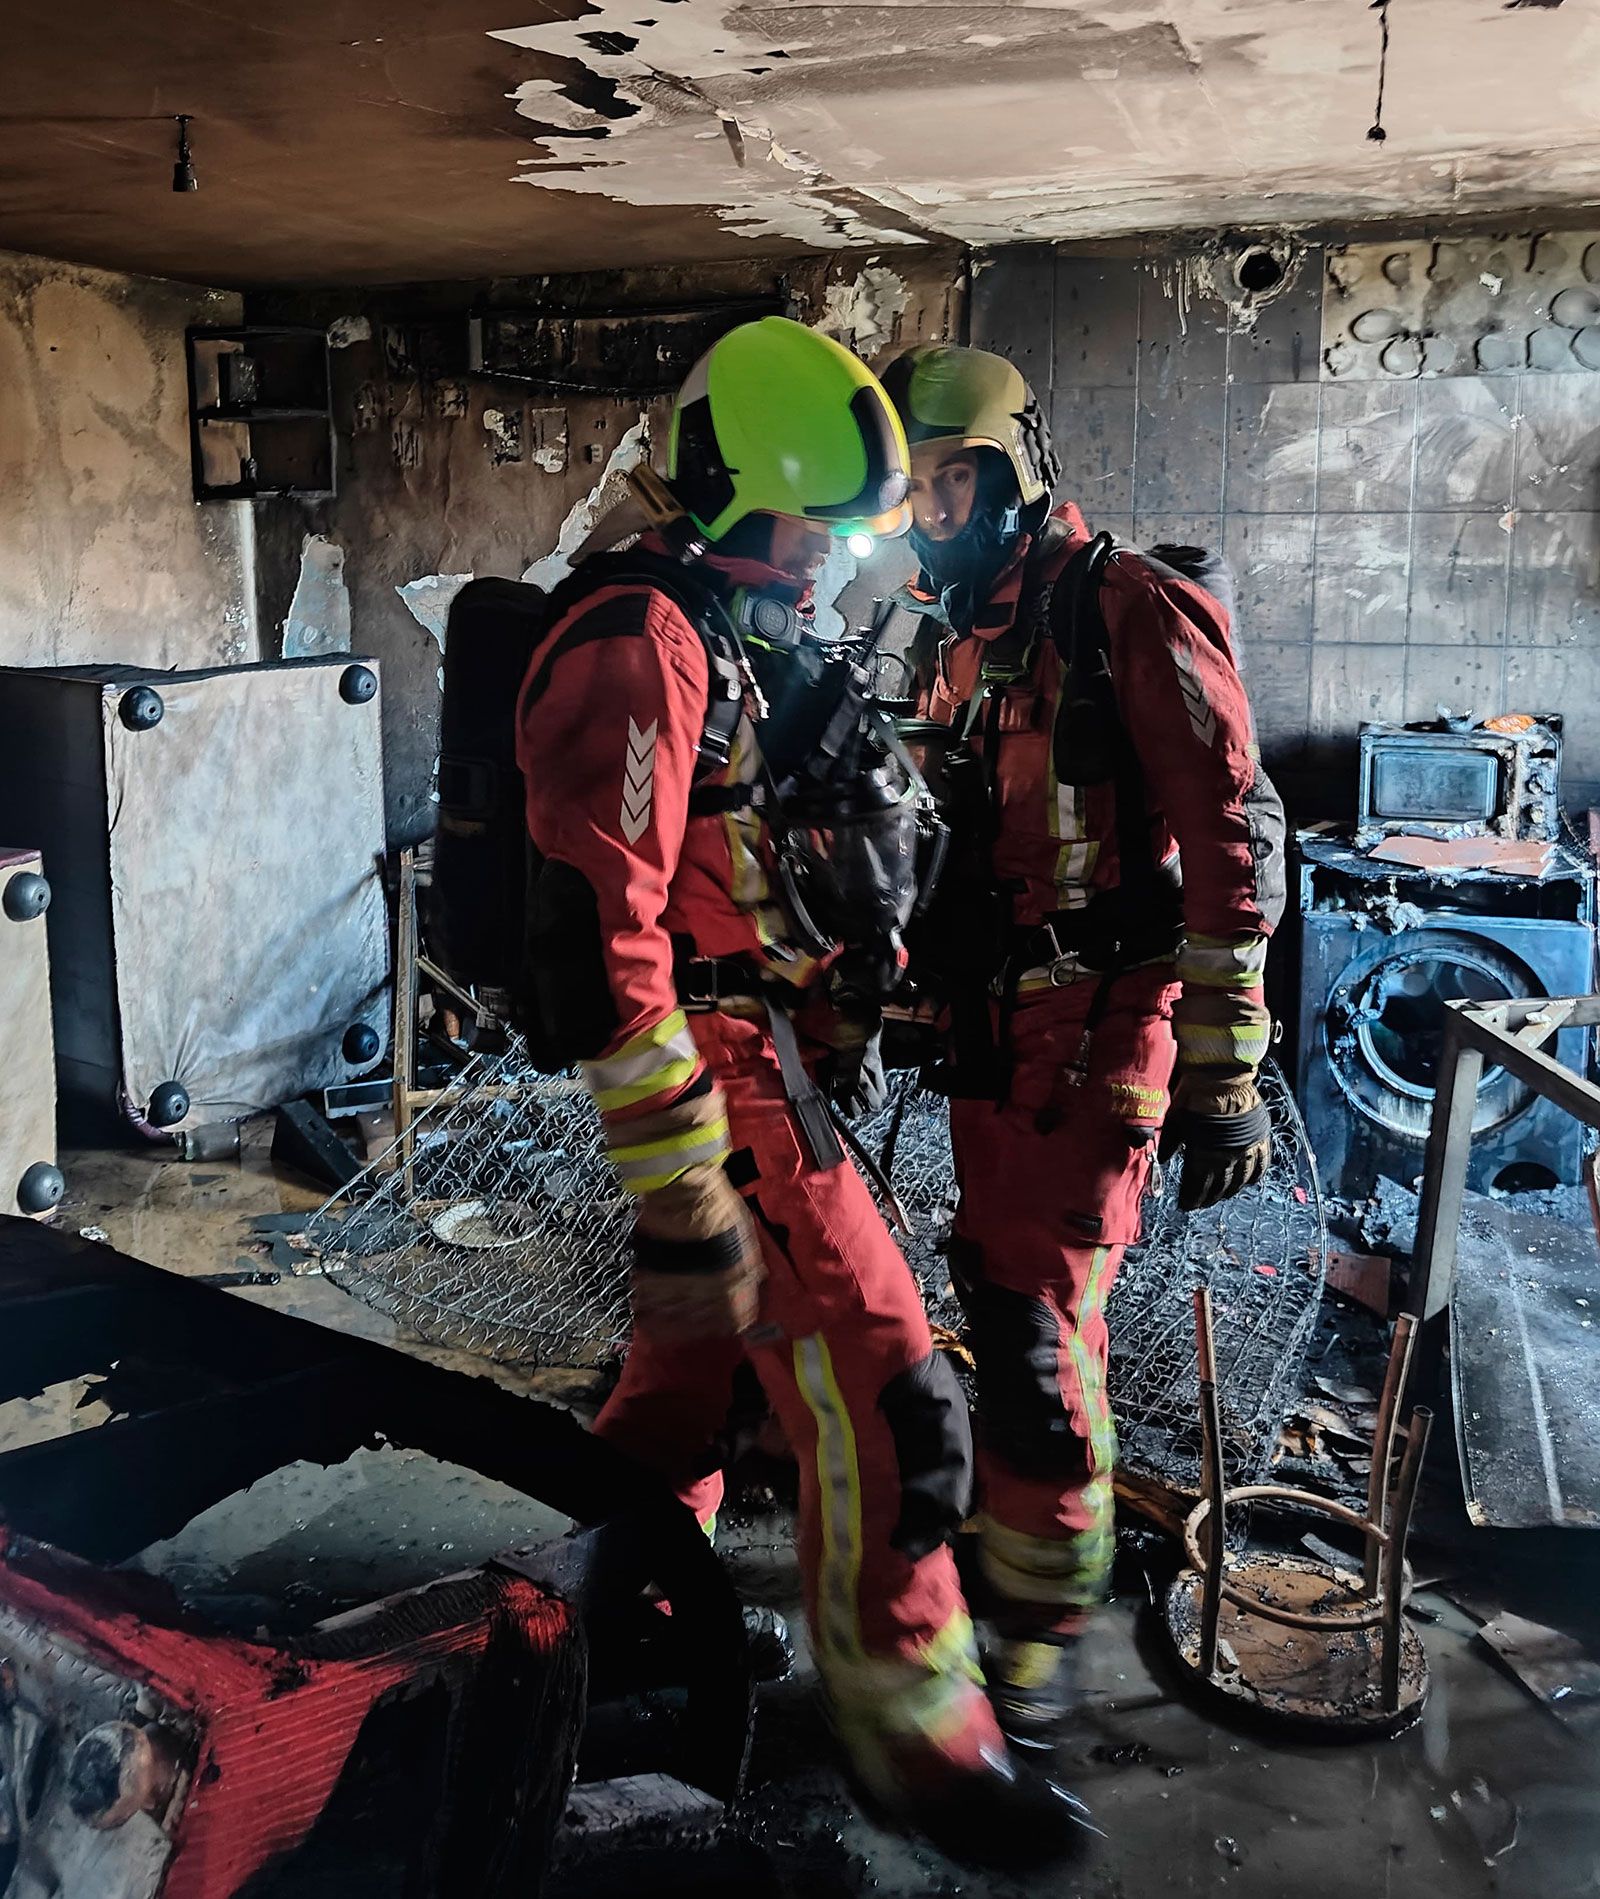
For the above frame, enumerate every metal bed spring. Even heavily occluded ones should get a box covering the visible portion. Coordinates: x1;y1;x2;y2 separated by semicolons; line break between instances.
309;1052;1324;1485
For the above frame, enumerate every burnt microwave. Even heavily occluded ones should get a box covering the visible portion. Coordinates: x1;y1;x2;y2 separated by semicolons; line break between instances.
1356;718;1562;844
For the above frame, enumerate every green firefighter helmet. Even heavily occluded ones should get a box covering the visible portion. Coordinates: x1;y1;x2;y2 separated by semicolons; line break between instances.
880;343;1060;506
667;316;912;544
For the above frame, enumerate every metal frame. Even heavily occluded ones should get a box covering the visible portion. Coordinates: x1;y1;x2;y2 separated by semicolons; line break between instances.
1184;1292;1432;1718
1411;994;1600;1321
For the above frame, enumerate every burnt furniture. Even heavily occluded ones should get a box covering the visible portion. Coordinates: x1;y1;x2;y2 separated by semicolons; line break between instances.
0;848;60;1217
0;1220;750;1897
0;658;389;1134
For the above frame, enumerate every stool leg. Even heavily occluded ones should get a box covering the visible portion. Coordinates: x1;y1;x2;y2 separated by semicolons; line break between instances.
1380;1406;1432;1713
1194;1288;1227;1680
1365;1313;1417;1598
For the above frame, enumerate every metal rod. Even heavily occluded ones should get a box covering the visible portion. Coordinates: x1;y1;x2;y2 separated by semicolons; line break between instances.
417;953;479;1019
393;848;418;1196
1380;1406;1432;1714
1410;1010;1482;1323
1193;1287;1226;1680
1364;1312;1417;1598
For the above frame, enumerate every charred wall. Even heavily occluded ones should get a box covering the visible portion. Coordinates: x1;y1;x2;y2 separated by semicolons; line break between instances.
0;249;257;672
248;252;964;845
974;232;1600;822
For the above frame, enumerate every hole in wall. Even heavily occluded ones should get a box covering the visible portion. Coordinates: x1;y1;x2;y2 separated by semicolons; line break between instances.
1236;247;1286;295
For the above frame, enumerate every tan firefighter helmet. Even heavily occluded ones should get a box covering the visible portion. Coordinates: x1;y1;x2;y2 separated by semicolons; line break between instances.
880;344;1060;506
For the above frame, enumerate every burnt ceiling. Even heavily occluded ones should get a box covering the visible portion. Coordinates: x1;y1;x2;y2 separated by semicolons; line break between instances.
2;0;1598;286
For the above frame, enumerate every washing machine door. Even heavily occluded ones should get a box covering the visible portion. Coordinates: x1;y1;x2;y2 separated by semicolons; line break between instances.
1326;928;1541;1146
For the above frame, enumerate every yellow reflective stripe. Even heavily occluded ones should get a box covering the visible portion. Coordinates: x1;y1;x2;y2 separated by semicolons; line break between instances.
593;1053;701;1112
1178;932;1269;991
995;1639;1064;1692
1070;1246;1119;1479
978;1493;1115;1610
609;1115;731;1192
793;1333;865;1668
1046;743;1099;897
582;1010;700;1111
1175;1021;1271;1066
824;1610;987;1744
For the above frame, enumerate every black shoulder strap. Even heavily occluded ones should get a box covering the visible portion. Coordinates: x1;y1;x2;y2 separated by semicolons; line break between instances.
520;551;745;786
1045;534;1158;898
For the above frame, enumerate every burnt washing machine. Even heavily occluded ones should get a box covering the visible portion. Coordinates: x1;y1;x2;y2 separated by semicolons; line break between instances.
1296;717;1596;1199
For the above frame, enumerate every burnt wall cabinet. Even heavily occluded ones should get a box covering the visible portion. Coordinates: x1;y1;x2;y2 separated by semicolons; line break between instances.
186;324;335;500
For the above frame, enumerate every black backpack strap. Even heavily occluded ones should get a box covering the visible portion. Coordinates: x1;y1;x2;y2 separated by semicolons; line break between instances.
1045;535;1167;929
519;553;745;787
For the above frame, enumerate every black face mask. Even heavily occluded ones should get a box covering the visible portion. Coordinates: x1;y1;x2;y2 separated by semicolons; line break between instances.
909;450;1050;632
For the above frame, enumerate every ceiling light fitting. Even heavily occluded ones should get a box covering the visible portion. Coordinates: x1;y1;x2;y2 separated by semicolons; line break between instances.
1367;1;1391;143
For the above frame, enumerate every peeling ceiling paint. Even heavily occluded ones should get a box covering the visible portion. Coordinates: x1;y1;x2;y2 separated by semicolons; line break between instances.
6;1;1600;285
491;0;1600;254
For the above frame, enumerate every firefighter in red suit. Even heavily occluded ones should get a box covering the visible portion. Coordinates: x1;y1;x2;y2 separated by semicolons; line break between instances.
881;344;1287;1746
515;317;1089;1854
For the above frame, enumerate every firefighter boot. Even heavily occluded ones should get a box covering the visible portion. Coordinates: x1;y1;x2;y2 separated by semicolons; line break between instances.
838;1682;1097;1866
987;1636;1080;1753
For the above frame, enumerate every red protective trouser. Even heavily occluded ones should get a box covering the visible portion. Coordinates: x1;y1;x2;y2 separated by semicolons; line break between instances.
596;1009;994;1754
949;965;1179;1639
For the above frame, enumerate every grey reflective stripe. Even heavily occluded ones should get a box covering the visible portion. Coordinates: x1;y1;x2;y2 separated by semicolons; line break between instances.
581;1009;697;1099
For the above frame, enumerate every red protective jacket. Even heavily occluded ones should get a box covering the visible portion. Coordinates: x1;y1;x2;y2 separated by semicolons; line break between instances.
515;542;824;1188
908;504;1285;1074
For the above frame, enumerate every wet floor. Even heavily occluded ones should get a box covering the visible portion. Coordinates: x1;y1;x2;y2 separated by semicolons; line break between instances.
18;1137;1600;1896
50;1124;602;1404
705;1489;1600;1899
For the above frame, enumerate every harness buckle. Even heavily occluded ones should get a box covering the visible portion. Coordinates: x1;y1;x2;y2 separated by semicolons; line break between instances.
1041;921;1082;988
680;957;721;1012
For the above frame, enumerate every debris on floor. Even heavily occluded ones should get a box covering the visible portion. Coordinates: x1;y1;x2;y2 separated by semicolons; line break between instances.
1324;1246;1392;1315
1478;1609;1600;1716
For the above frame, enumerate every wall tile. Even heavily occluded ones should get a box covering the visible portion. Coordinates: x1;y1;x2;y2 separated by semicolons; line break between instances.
1246;640;1314;760
1317;381;1418;512
1413;377;1517;510
1133;379;1226;515
1408;511;1511;644
1309;643;1408;737
1313;513;1412;643
1401;644;1505;723
1504;646;1600;795
1224;382;1320;513
1515;376;1600;511
1506;510;1600;646
1137;261;1228;393
1226;250;1325;383
1132;513;1223;552
1051;385;1136;516
972;247;1055;392
1084;510;1134;544
1052;255;1139;389
1224;513;1317;644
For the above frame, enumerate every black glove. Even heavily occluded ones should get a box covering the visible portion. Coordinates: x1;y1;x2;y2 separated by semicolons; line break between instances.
820;1031;889;1119
1160;1073;1272;1212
